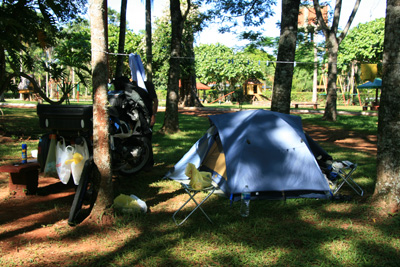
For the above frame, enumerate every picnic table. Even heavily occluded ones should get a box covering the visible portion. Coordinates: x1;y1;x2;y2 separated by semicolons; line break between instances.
0;161;40;197
291;102;319;109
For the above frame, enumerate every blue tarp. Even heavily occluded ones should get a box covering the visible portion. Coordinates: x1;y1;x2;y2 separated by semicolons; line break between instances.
165;110;331;200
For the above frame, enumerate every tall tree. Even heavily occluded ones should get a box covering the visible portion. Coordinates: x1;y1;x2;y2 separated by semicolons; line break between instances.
161;0;191;134
270;0;301;114
150;4;205;105
115;0;127;78
180;3;205;107
180;29;198;107
145;0;154;82
313;0;361;121
88;0;114;224
373;0;400;215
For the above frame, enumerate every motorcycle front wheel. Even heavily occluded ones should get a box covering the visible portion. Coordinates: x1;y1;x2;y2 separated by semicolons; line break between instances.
117;136;151;175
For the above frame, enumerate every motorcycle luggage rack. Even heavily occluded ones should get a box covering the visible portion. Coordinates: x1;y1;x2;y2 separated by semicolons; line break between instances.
37;104;93;132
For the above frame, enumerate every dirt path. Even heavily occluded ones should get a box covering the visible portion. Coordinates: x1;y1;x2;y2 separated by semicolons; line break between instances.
302;123;377;155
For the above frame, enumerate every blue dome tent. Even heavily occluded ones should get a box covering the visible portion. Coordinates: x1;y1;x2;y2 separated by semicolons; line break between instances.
165;110;332;201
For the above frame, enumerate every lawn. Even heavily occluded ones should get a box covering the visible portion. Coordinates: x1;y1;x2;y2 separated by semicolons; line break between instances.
1;104;399;267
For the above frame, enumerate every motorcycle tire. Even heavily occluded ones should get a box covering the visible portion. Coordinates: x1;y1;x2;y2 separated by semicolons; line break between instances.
68;157;97;226
118;136;151;175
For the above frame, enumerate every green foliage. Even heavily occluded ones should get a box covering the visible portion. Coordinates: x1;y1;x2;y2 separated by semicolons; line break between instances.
54;18;92;87
0;0;87;95
205;0;277;32
151;3;206;92
292;69;313;92
243;45;275;78
241;31;279;55
338;18;385;65
107;7;121;26
152;15;171;91
194;43;268;91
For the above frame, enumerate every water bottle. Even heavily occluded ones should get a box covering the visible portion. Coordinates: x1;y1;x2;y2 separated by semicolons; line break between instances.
21;144;28;163
240;185;251;217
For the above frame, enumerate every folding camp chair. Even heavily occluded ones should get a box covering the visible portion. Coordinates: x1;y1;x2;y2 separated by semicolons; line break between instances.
331;160;363;196
172;182;217;226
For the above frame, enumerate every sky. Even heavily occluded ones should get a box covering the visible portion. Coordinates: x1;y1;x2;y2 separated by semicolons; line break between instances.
107;0;387;48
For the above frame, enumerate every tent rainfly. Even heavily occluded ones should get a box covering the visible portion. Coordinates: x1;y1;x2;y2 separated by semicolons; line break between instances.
165;110;332;200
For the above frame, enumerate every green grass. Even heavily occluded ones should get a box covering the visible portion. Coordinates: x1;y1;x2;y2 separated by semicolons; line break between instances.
1;105;398;267
203;101;378;113
0;107;42;164
301;113;378;135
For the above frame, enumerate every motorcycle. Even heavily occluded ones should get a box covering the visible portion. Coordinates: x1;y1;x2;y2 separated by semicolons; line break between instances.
107;88;152;175
36;89;152;225
37;98;151;175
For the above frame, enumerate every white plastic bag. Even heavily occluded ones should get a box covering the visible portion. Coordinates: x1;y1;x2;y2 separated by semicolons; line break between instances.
130;194;147;213
55;137;74;184
44;134;58;177
113;194;147;214
70;138;89;185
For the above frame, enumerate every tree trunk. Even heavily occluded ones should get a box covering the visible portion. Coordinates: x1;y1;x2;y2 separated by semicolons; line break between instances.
181;29;202;107
145;0;153;82
115;0;127;78
88;0;114;225
72;67;76;99
0;45;6;98
323;32;339;121
373;0;400;215
312;30;318;103
350;61;356;105
314;0;361;121
270;0;300;114
181;78;198;107
161;0;190;133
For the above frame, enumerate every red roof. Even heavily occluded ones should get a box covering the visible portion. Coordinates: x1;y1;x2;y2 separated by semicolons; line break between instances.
196;82;211;90
179;80;211;90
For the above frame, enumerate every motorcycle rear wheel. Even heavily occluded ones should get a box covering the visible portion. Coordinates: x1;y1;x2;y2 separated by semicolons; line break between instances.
118;137;151;175
68;158;97;226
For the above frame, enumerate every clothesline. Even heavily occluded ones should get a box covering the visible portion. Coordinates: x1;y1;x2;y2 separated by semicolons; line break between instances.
91;49;384;66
